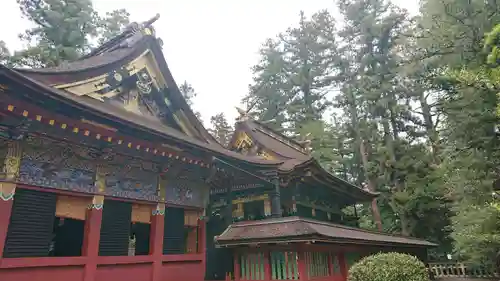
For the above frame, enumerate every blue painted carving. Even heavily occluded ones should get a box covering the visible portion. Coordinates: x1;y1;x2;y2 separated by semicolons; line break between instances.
18;159;95;193
18;136;96;193
165;180;206;208
105;174;159;201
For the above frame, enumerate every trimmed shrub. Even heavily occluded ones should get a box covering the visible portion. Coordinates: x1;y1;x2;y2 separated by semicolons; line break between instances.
348;252;430;281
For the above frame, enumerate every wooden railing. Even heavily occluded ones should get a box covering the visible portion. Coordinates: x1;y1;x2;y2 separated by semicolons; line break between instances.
428;262;498;279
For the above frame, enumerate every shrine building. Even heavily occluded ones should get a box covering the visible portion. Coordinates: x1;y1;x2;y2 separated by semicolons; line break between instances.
0;14;435;281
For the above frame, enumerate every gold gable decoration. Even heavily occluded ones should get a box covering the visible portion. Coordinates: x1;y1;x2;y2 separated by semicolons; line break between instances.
257;149;274;160
234;131;253;152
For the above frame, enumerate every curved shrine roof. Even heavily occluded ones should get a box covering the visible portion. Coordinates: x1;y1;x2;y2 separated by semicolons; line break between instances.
237;119;311;161
233;119;377;200
215;216;436;248
11;15;220;146
0;65;283;167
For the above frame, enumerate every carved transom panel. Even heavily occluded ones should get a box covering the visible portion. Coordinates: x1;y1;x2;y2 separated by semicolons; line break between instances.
165;179;208;208
19;136;96;193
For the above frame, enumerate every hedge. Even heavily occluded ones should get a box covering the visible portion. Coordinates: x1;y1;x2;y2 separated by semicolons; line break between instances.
347;252;430;281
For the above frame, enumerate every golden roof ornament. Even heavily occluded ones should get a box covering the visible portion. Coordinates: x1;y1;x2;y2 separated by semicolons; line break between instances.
235;107;250;121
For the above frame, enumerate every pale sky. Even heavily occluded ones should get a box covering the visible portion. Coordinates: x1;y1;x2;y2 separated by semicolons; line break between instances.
0;0;419;128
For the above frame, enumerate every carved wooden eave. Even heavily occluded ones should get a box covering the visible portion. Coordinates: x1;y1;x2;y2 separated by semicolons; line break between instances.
229;119;311;162
227;113;376;203
304;162;378;202
0;66;285;174
12;14;217;145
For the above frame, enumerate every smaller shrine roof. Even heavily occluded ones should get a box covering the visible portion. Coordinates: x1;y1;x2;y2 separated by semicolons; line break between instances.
235;119;311;161
232;118;378;200
215;216;436;248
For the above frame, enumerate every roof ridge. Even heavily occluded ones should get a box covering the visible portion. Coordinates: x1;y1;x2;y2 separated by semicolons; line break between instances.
231;216;431;243
300;217;432;243
0;67;284;166
81;14;160;60
231;216;301;227
252;119;309;152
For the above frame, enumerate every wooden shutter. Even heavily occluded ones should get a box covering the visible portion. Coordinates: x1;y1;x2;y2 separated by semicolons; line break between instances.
133;223;150;255
3;188;57;258
55;195;90;220
99;199;132;256
163;207;185;254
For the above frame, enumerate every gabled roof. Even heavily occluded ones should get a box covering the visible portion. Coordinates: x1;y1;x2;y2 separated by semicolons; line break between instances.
14;14;218;145
230;117;377;201
215;216;436;248
233;119;311;161
0;65;283;167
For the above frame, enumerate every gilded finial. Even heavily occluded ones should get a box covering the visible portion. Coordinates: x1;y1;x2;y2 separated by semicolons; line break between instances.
143;14;160;27
235;107;250;121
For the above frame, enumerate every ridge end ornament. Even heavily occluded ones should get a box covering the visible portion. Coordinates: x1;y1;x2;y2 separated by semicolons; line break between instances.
235;107;251;122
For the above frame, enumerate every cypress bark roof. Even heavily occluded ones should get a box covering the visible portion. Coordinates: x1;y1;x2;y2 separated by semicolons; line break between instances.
0;65;283;167
12;14;218;145
215;216;436;248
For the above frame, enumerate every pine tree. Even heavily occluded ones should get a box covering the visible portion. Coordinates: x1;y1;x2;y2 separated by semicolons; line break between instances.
97;9;131;44
244;10;339;133
416;0;500;266
178;81;201;119
8;0;130;67
0;41;10;65
208;113;233;147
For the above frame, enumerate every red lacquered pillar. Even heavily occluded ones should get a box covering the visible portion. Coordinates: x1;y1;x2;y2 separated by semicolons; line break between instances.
197;217;206;253
82;197;104;281
0;142;22;260
0;183;15;259
339;253;348;281
264;250;272;281
233;251;241;281
328;252;335;277
150;204;165;281
297;250;308;281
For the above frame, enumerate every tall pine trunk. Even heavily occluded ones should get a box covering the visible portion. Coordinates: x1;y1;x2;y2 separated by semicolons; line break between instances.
347;91;383;231
383;110;410;236
419;92;441;164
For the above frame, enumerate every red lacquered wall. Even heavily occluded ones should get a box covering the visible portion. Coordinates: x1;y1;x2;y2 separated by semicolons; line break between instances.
0;265;84;281
96;264;152;281
0;254;206;281
161;260;205;281
0;195;208;281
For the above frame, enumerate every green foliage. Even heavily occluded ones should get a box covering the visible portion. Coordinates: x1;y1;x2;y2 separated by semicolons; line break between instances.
7;0;130;67
208;113;233;147
439;22;500;268
348;252;430;281
0;41;11;65
179;81;202;119
243;10;338;132
97;9;130;45
2;0;498;267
